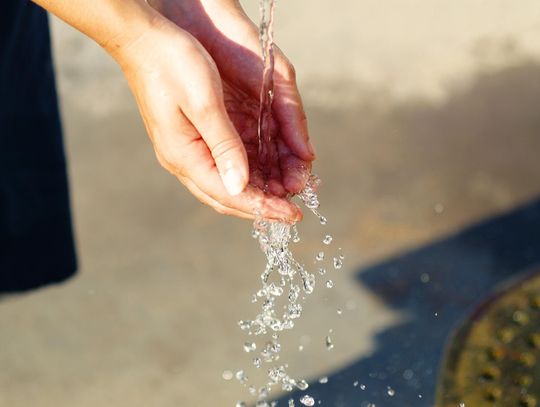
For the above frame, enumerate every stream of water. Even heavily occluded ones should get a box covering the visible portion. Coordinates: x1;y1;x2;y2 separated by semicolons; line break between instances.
228;1;344;405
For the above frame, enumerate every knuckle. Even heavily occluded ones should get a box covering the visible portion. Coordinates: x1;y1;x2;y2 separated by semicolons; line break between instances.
194;97;221;118
155;149;186;176
210;138;242;161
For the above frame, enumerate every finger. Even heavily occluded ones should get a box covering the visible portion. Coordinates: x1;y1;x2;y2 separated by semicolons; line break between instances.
170;112;302;222
178;52;249;197
191;160;302;222
272;48;315;162
179;175;255;220
201;19;315;164
278;139;312;194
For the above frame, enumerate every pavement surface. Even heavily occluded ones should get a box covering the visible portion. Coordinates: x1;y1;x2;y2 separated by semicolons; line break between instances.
2;1;540;406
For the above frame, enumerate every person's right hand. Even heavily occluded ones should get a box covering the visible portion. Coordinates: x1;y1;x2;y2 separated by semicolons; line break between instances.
109;17;302;222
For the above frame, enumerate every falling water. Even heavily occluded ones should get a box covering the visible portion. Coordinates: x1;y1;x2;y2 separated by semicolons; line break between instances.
257;0;276;176
230;0;345;404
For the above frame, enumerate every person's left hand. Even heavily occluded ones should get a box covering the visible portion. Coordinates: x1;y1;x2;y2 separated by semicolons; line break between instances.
148;0;316;198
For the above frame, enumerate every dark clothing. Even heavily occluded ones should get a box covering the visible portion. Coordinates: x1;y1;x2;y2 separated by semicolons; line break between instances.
0;1;77;291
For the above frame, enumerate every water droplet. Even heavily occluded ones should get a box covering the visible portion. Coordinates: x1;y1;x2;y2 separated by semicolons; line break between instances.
319;216;327;225
238;320;252;331
434;203;445;214
333;257;343;269
222;370;233;380
326;280;334;288
420;273;430;283
325;335;334;350
296;380;309;390
319;376;328;384
298;345;304;351
318;267;326;275
360;384;366;390
418;394;423;399
248;385;257;395
253;358;261;368
292;225;300;243
236;402;247;407
288;399;295;407
459;403;465;407
302;275;316;294
353;381;359;387
259;387;270;399
235;370;248;383
244;342;257;353
323;235;333;245
315;251;325;261
267;283;284;296
387;386;395;397
300;395;315;406
337;308;343;315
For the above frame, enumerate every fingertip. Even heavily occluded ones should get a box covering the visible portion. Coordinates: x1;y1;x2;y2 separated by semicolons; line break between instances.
221;166;248;196
292;204;303;223
284;170;307;194
285;130;315;162
268;179;287;197
307;139;317;158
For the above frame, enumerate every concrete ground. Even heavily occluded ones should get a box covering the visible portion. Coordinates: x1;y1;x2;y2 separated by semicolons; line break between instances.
2;1;540;406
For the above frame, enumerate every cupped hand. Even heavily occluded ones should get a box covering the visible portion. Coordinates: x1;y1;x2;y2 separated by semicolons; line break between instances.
113;5;314;222
148;0;315;193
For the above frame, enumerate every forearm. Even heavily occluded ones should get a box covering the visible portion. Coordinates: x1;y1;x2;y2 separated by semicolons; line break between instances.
31;0;160;57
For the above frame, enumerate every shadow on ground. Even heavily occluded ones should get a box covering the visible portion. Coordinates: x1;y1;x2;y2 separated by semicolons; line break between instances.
289;199;540;407
275;59;540;407
276;199;540;406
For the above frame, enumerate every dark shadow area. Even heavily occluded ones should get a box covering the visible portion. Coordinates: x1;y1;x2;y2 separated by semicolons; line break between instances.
274;58;540;406
276;198;540;407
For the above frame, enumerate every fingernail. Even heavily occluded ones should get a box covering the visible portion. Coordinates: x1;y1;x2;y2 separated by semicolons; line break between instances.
222;167;246;196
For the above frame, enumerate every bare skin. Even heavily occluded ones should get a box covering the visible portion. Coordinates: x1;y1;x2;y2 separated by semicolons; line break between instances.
32;0;314;222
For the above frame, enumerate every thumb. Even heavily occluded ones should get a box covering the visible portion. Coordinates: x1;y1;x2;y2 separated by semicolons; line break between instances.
177;48;249;196
185;99;249;197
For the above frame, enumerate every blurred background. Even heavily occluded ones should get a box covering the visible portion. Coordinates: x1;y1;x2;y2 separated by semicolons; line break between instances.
2;0;540;406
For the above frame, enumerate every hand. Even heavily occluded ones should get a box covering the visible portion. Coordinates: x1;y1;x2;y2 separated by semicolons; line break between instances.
112;16;309;222
145;0;316;218
32;0;310;221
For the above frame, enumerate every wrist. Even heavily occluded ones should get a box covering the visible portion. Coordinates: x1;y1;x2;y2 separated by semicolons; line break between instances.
99;4;164;63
